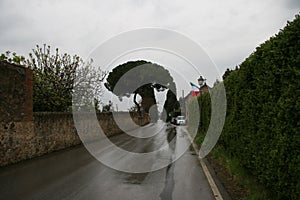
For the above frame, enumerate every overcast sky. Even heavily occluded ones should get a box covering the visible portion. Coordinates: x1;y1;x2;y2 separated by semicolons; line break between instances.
1;0;299;109
1;0;299;70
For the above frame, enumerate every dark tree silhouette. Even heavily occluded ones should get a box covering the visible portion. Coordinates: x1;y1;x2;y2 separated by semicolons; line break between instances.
105;60;179;121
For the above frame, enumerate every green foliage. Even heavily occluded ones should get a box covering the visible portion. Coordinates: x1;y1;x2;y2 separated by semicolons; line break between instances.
193;15;300;199
105;60;178;118
210;146;270;200
198;92;211;136
105;60;150;96
27;45;83;111
187;97;200;138
0;51;26;65
1;44;106;112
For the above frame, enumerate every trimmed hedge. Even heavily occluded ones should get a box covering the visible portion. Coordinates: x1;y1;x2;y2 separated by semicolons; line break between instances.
194;15;300;199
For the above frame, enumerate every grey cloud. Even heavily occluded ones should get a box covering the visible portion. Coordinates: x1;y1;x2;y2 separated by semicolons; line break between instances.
0;0;299;74
285;0;300;9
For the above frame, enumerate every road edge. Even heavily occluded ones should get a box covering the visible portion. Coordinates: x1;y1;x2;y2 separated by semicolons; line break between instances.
186;132;224;200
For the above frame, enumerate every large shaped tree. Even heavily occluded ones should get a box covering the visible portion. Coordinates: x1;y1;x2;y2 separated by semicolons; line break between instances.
105;60;178;119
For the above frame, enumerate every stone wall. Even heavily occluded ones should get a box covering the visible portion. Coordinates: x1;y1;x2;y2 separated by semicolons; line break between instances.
33;112;150;156
1;112;149;167
0;61;34;166
98;112;150;137
33;112;80;156
0;61;150;166
0;61;33;123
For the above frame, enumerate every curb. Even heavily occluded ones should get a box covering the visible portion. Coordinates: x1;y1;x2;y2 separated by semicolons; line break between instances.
186;132;224;200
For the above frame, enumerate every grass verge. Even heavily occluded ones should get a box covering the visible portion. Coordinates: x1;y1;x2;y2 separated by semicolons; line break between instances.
194;133;270;200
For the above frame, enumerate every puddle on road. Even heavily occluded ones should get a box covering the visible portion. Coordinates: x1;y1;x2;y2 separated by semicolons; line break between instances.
123;172;149;185
159;163;175;200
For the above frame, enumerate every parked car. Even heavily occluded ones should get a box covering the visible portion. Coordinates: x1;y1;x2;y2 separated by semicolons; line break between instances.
176;116;186;125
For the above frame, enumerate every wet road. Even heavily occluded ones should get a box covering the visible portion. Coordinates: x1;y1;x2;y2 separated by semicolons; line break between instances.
0;122;215;200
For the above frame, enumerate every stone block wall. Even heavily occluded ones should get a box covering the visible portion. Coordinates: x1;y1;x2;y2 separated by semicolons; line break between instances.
33;112;81;156
0;61;34;166
0;61;150;166
0;61;33;123
1;111;150;167
33;112;150;157
98;112;150;137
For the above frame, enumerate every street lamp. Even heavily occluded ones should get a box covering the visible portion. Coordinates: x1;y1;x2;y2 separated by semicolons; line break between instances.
198;76;206;88
198;75;206;130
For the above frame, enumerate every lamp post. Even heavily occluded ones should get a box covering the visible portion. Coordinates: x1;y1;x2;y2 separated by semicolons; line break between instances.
198;76;206;129
198;76;205;87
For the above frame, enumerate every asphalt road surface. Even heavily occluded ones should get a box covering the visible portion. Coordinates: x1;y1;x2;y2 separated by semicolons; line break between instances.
0;121;215;200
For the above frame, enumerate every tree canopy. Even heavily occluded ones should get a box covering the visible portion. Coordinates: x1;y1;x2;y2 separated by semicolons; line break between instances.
1;44;106;112
105;60;179;120
194;14;300;199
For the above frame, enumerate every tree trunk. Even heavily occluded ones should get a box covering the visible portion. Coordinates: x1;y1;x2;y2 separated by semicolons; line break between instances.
139;86;156;114
133;92;141;117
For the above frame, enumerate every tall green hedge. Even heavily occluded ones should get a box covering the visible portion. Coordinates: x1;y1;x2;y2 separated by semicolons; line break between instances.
195;15;300;199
